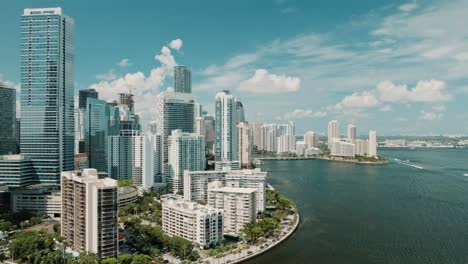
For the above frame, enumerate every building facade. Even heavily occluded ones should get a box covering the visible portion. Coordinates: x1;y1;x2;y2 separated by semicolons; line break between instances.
183;170;228;203
347;124;356;143
0;84;18;155
20;8;75;185
368;130;377;157
304;131;319;148
0;155;37;188
61;169;118;259
237;122;251;167
161;194;223;248
330;139;355;157
11;184;61;218
225;169;266;212
215;90;237;162
174;65;192;93
355;139;369;156
328;120;340;147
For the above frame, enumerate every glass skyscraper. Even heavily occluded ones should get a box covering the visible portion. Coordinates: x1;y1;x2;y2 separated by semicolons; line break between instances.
215;90;238;162
78;88;98;109
0;84;18;155
174;65;192;93
20;8;74;185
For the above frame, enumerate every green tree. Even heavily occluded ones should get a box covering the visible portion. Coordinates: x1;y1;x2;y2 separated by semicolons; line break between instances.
133;254;153;264
118;254;133;264
168;236;194;260
0;221;12;232
53;223;61;233
76;253;99;264
102;257;117;264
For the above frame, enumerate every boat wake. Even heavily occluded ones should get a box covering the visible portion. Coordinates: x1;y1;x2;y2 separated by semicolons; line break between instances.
393;158;424;169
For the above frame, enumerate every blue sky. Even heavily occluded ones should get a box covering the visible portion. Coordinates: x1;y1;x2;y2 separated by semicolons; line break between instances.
1;0;468;136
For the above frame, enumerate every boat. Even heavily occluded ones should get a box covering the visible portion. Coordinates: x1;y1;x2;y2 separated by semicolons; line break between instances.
464;173;468;177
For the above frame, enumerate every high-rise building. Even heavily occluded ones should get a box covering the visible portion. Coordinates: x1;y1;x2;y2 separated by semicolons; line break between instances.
155;91;195;165
250;123;263;149
0;155;37;188
194;103;203;118
355;139;369;156
203;116;215;154
215;90;237;161
236;100;246;123
327;120;340;147
85;98;120;174
368;130;377;157
237;122;251;167
161;194;223;248
330;139;355;157
304;131;319;148
347;124;356;143
183;170;228;203
61;169;118;259
208;181;257;234
296;141;306;156
20;8;74;185
118;93;135;114
167;130;205;193
78;89;98;109
0;84;18;155
225;169;267;212
195;117;204;137
174;65;192;93
74;108;85;154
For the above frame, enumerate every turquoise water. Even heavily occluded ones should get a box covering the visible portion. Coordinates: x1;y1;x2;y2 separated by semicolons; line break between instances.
246;148;468;264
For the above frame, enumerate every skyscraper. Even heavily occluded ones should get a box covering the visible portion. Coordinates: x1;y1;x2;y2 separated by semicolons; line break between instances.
347;124;356;143
203;115;215;154
304;131;319;148
167;130;205;193
237;122;251;167
368;130;377;157
119;92;135;114
85;98;120;174
236;100;246;123
174;65;192;93
78;89;98;109
20;8;74;184
327;120;340;147
0;84;18;155
215;90;237;161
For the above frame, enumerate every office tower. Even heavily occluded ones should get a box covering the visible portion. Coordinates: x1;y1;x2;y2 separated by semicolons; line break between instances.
183;170;228;203
304;131;319;148
167;130;205;193
20;8;74;185
259;124;278;152
347;124;356;143
174;65;192;93
194;103;203;118
208;181;257;233
155;91;195;164
355;139;369;156
236;100;246;123
296;141;306;156
225;169;267;212
74;108;85;153
161;194;223;248
250;123;263;149
330;139;355;157
0;84;18;155
368;130;377;157
195;117;204;136
237;122;251;167
328;120;340;147
0;155;36;188
61;169;118;259
203;115;215;154
78;89;98;109
85;98;120;174
215;90;237;161
143;133;162;189
119;92;135;114
11;185;61;218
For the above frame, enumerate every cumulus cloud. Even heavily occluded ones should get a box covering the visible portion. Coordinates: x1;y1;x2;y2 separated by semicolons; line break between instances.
379;105;393;112
376;80;451;103
399;2;418;12
169;38;183;50
334;91;380;111
117;58;131;67
419;105;446;121
281;109;327;120
238;69;300;94
96;70;117;81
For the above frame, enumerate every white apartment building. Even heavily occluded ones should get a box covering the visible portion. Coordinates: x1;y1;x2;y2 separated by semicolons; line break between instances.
237;122;251;167
277;134;296;154
296;141;306;156
214;160;241;171
355;139;369;156
207;181;257;234
225;169;266;212
347;124;356;143
167;130;206;193
183;170;228;203
61;169;119;259
328;120;340;147
304;131;319;148
215;90;238;162
330;139;355;157
368;130;377;157
250;123;263;149
161;194;223;248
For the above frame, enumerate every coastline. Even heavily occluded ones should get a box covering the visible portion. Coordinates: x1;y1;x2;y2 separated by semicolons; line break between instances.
256;156;388;165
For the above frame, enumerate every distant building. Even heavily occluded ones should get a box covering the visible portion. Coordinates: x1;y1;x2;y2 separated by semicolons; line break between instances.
208;181;257;233
355;139;369;156
11;184;61;218
305;147;321;156
195;117;204;137
161;194;223;248
347;124;356;143
61;169;118;259
203;116;215;154
118;186;139;208
78;89;98;110
174;65;192;93
237;122;251;167
74;108;86;154
330;139;355;157
214;160;241;171
118;93;135;114
368;130;377;157
108;129;144;184
0;155;37;188
328;120;340;147
250;123;263;149
225;169;266;212
215;90;237;162
296;141;306;156
21;8;74;185
0;84;18;155
304;131;319;148
167;130;205;193
236;100;246;123
183;170;228;203
74;153;88;171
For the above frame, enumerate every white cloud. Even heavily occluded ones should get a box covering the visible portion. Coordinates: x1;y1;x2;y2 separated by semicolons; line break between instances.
117;58;131;67
282;109;327;120
408;80;451;102
334;91;379;110
376;81;410;103
379;105;393;112
238;69;300;94
96;70;117;81
169;38;183;50
399;3;418;12
419;110;443;121
432;105;446;112
454;52;468;61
